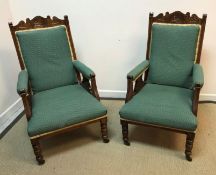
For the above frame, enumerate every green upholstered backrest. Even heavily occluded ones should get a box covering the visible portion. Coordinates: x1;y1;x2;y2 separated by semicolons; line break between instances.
147;23;200;88
16;26;77;93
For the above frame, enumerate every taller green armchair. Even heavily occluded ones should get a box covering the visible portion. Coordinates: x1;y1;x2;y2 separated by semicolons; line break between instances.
119;11;207;161
9;16;109;165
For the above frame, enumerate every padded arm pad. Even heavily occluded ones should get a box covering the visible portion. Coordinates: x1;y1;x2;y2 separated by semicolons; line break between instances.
73;60;95;79
192;64;204;87
17;70;28;94
127;60;149;80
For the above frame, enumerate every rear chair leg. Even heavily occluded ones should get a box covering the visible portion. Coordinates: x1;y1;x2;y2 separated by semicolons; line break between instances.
185;132;195;161
30;138;45;165
100;118;109;143
121;120;130;146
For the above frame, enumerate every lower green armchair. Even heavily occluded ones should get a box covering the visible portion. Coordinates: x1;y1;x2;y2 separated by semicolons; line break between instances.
10;15;109;165
119;11;207;161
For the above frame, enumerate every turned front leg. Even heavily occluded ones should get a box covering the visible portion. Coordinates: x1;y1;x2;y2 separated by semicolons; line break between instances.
30;138;45;165
185;132;195;161
100;118;109;143
121;120;130;146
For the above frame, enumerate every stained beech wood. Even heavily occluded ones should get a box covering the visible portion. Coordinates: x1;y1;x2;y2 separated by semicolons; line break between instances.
122;11;207;161
9;15;109;165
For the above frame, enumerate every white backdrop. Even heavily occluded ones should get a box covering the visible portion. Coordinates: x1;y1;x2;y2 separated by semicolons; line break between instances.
1;0;216;115
0;0;20;115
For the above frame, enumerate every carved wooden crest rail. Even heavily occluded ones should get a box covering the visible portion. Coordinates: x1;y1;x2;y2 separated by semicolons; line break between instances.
9;16;68;31
151;11;206;24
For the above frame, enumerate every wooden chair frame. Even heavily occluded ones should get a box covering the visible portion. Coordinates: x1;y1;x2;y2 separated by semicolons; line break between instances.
121;11;207;161
9;16;109;165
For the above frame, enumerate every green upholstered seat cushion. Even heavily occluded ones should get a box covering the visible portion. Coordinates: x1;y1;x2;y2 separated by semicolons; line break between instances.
147;24;200;88
28;84;107;136
16;26;77;93
119;83;197;131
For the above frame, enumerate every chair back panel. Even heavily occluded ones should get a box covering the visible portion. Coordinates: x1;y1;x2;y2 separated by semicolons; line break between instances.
16;25;77;93
147;24;200;88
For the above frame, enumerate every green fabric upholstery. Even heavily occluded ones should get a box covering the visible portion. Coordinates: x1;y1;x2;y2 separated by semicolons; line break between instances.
120;83;197;131
28;84;107;136
127;60;149;80
16;26;77;93
73;60;95;79
17;70;28;94
147;24;200;88
192;64;204;87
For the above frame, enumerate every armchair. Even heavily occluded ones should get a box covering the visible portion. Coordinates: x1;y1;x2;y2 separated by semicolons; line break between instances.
9;16;109;165
119;11;207;161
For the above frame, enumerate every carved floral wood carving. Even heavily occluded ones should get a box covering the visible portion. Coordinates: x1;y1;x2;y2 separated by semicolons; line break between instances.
9;16;66;31
152;11;206;24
